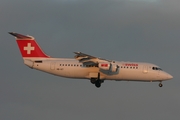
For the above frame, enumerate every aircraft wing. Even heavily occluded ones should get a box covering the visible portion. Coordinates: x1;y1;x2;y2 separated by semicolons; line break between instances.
74;52;112;64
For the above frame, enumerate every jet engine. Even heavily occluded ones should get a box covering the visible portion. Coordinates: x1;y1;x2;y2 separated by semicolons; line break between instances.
98;62;119;73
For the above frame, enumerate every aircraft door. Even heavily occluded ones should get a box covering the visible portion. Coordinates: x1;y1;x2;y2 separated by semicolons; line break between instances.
50;62;56;70
143;66;148;74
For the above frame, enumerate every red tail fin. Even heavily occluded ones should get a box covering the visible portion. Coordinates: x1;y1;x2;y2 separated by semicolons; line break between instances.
9;32;50;58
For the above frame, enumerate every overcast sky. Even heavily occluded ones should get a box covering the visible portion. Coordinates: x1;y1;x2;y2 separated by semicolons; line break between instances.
1;0;180;120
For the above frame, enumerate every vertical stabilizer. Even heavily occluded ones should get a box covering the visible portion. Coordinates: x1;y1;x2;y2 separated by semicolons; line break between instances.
9;32;50;59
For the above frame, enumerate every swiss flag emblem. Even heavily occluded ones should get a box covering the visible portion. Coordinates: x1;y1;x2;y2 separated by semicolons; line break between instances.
16;40;49;58
24;43;35;54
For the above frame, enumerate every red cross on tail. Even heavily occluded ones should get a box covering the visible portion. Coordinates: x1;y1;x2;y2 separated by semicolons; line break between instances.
9;32;50;58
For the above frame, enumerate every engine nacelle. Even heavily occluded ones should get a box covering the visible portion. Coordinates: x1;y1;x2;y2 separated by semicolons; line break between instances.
110;64;119;72
98;62;119;73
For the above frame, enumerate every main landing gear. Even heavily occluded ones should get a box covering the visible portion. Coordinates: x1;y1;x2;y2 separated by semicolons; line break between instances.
95;80;101;88
90;72;104;88
90;78;104;88
159;82;163;87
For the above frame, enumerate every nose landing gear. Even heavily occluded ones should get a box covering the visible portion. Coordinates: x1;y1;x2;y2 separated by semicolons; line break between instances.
159;82;163;87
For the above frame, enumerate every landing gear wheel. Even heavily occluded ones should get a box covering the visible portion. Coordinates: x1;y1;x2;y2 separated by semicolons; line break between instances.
159;83;163;87
95;80;101;88
90;79;96;84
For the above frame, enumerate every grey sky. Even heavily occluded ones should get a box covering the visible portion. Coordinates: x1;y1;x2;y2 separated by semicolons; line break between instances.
1;0;180;120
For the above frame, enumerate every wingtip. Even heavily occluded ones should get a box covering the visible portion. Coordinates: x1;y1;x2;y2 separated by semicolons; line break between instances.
74;52;81;54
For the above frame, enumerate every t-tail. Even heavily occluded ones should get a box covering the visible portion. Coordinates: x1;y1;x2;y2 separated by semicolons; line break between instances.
9;32;51;67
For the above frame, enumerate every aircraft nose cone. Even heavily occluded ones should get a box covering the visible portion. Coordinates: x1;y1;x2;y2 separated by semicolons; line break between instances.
161;72;173;80
167;74;173;79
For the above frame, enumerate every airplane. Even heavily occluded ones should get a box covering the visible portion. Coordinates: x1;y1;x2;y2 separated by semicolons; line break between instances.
9;32;173;88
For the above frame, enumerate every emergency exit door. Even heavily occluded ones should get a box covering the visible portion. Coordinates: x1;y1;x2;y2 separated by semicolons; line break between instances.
143;66;148;74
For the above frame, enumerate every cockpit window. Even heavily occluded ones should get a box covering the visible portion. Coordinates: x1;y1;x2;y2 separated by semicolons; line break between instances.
152;67;162;71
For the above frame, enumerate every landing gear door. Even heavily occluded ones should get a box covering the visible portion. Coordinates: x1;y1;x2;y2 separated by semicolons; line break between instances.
143;66;148;74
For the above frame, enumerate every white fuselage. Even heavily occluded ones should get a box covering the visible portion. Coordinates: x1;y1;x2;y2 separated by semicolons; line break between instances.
25;58;172;82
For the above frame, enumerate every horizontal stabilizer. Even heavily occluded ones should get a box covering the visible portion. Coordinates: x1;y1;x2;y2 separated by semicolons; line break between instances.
9;32;33;39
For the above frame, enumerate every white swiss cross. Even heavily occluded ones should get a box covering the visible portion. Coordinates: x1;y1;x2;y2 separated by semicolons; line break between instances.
24;43;35;54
